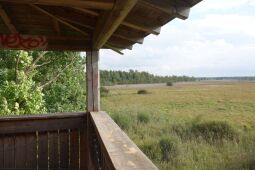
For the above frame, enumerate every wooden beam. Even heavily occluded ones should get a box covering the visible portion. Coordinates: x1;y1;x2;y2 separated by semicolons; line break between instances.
29;4;88;37
139;0;176;15
141;0;190;20
0;4;17;33
113;33;143;44
176;7;190;20
122;22;161;35
93;0;138;49
59;15;143;45
104;44;124;55
73;7;160;36
73;7;99;16
52;19;60;35
86;51;100;112
30;6;122;53
0;0;114;10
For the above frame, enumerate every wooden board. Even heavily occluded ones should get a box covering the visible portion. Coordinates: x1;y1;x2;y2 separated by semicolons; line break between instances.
3;136;15;169
0;137;4;169
15;135;27;168
59;130;70;169
70;130;79;169
0;112;86;134
38;132;48;170
89;111;158;170
49;131;59;170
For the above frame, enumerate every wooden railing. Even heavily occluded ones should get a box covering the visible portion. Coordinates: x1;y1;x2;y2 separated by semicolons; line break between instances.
0;112;89;170
0;112;158;170
88;112;158;170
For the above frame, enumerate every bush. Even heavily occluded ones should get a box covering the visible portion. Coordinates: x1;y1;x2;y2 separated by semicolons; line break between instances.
172;123;190;140
111;113;131;130
137;89;149;95
191;121;238;142
159;136;179;163
139;139;160;160
166;82;173;86
137;112;150;124
100;87;109;97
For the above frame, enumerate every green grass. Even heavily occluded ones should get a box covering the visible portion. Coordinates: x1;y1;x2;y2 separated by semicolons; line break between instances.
102;82;255;170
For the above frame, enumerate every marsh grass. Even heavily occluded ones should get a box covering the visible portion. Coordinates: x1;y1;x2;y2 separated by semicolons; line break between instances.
102;82;255;169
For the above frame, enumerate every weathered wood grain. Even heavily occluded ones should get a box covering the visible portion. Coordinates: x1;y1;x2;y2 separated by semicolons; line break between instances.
0;112;86;134
89;111;159;170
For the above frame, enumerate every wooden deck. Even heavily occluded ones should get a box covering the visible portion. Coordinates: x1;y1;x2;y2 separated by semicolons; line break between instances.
0;112;157;170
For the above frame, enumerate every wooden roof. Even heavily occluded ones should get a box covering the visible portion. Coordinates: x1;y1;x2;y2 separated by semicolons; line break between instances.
0;0;202;54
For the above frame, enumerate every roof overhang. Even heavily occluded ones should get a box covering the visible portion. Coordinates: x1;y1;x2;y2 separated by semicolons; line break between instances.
0;0;202;54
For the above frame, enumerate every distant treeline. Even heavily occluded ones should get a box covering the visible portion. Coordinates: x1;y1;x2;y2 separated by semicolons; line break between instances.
100;70;196;86
197;77;255;81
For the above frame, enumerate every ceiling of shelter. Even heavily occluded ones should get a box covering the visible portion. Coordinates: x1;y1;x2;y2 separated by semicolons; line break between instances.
0;0;202;54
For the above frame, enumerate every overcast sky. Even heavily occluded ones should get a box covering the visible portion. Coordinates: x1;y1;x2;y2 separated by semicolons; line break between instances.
99;0;255;77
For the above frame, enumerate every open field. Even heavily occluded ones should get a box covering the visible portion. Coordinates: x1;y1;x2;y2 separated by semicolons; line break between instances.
102;81;255;170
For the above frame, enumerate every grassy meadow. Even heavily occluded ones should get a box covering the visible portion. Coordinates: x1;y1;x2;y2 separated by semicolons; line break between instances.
101;81;255;170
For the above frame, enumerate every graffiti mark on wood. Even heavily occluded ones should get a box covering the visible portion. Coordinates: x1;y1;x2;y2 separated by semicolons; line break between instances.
0;34;48;50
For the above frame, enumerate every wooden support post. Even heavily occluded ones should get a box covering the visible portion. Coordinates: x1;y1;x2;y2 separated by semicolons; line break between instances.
86;51;100;112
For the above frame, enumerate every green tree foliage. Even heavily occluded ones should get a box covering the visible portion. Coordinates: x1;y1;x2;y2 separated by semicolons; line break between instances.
100;70;195;86
0;51;45;115
33;51;86;112
0;50;86;115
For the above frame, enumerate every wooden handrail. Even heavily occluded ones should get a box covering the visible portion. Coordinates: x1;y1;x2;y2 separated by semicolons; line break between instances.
89;111;158;170
0;112;87;134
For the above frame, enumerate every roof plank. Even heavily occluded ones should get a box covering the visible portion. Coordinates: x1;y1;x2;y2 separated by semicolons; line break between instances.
52;19;60;35
29;4;89;37
0;0;114;10
0;4;17;33
93;0;138;49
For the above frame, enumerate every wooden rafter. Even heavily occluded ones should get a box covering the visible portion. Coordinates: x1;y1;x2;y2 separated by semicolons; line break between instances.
140;0;176;15
104;44;123;55
93;0;138;50
0;0;114;10
141;0;190;20
29;4;88;37
0;4;17;33
122;22;161;35
73;7;160;36
59;15;143;44
29;5;123;54
176;7;190;20
52;19;60;35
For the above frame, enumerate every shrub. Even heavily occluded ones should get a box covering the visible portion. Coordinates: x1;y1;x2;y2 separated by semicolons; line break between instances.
111;113;131;130
191;121;238;142
137;112;150;124
137;89;149;95
100;87;109;97
171;123;190;140
166;82;173;86
159;136;179;163
139;139;160;160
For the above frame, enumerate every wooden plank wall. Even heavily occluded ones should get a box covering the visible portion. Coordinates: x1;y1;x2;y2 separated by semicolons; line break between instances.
0;112;89;170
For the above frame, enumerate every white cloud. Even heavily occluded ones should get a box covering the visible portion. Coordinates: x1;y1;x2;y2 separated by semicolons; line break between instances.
100;0;255;77
195;0;255;12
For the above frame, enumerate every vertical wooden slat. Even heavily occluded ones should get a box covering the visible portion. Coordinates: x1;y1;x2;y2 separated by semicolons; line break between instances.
70;130;79;170
0;137;4;170
38;132;48;170
26;133;37;169
3;136;15;169
59;130;69;169
15;135;26;168
49;131;59;170
80;125;89;170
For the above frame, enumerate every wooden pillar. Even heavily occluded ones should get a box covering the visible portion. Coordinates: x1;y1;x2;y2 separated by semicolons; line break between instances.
86;51;100;112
